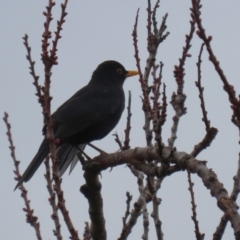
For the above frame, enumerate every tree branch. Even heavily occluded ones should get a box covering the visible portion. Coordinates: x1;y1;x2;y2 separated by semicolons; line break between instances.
3;112;42;240
80;157;106;240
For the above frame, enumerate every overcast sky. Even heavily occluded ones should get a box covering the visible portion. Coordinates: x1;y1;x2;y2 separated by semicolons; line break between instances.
1;1;240;239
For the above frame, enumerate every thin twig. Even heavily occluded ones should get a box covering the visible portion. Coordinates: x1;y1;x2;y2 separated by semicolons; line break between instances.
83;222;91;240
122;192;133;226
152;0;160;35
123;91;132;150
22;34;43;106
132;9;152;146
168;8;195;148
133;4;169;148
174;17;195;92
187;170;205;240
195;43;211;131
191;0;240;128
151;64;162;152
129;165;150;240
118;198;143;240
40;1;80;239
147;0;152;50
132;9;152;115
160;81;167;127
50;0;68;64
113;132;123;150
3;112;42;240
44;157;62;240
191;43;218;157
151;193;163;240
41;0;55;64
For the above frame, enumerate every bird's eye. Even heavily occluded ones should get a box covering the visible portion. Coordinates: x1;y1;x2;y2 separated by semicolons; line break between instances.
116;68;123;75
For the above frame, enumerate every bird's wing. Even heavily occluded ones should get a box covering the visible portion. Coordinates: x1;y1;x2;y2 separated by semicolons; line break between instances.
52;84;124;141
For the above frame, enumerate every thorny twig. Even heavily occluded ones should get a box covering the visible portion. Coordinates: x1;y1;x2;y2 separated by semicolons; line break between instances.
3;113;42;240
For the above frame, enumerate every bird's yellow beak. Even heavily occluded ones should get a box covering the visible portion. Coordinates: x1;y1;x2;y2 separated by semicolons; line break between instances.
126;70;139;78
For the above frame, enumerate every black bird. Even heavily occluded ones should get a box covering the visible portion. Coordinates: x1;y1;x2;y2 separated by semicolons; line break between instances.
15;60;138;190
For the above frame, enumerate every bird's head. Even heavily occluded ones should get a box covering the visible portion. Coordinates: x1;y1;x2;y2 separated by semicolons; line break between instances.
90;60;138;87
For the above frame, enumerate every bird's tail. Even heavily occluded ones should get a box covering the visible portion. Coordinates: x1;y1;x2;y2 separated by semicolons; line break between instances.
57;143;86;176
14;139;49;190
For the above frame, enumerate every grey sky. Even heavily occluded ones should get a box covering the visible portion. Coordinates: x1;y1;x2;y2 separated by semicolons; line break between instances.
1;1;240;239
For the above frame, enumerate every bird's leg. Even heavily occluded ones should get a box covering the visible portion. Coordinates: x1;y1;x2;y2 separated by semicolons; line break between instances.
87;143;107;155
76;145;92;161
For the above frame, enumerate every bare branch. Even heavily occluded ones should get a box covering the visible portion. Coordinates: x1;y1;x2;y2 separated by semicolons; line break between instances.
44;157;62;240
83;222;91;240
151;63;162;152
152;0;160;35
41;0;55;64
82;145;240;237
22;34;43;106
118;198;143;240
151;193;163;240
191;0;240;128
168;10;195;148
80;161;106;240
174;17;195;92
50;0;68;65
123;91;132;150
195;43;211;131
168;91;186;148
191;127;218;158
113;132;123;150
213;215;228;240
39;1;80;239
187;171;205;240
146;0;152;48
3;112;42;240
137;172;149;240
213;128;240;239
122;192;133;227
